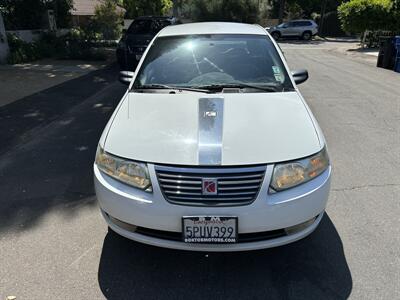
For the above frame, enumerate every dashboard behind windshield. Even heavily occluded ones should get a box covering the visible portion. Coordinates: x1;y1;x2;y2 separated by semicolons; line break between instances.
133;34;294;92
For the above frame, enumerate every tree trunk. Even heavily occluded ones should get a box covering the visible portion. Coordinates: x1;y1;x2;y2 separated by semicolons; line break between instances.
278;0;286;24
319;0;328;37
172;0;179;18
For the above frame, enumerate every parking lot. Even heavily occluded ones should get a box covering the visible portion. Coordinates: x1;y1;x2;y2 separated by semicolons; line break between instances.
0;41;399;299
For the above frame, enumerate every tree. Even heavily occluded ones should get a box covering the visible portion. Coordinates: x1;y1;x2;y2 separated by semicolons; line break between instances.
52;0;73;28
338;0;392;33
269;0;343;20
278;0;286;23
0;0;72;29
123;0;173;19
183;0;259;23
92;0;124;40
390;0;400;30
0;0;46;29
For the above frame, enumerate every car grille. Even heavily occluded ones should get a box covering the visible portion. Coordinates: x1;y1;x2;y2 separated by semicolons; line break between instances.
155;165;266;206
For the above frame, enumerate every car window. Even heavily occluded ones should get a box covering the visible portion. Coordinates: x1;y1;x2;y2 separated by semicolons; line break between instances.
299;21;312;27
151;20;172;33
134;34;294;92
128;19;172;35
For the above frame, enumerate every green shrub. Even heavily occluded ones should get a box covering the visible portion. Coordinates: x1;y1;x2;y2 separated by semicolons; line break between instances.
6;34;41;64
36;32;58;57
6;31;107;64
57;40;107;61
338;0;392;33
54;30;107;61
92;0;124;40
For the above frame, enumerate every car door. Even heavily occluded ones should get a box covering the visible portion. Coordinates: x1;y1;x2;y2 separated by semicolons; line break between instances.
292;21;305;36
282;22;297;36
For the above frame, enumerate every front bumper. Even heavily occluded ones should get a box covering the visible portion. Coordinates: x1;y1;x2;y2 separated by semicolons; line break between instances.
95;164;331;251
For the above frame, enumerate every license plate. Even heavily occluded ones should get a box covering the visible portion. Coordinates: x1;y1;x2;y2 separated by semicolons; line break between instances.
135;54;142;60
182;216;238;243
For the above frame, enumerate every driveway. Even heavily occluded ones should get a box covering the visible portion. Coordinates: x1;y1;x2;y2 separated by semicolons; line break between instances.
0;54;114;107
0;42;399;299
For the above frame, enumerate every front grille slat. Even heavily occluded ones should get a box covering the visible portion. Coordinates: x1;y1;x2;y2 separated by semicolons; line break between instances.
162;185;202;191
159;178;202;185
218;179;263;185
219;185;260;191
168;195;254;201
157;172;265;180
165;190;202;196
155;165;266;206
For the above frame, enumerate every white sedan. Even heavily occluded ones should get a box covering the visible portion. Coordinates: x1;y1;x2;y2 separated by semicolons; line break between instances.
94;22;331;251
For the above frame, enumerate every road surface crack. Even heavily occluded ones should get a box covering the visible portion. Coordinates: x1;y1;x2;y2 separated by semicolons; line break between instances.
332;183;400;192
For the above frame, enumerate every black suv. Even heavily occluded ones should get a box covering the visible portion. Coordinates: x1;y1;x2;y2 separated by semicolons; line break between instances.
117;16;179;71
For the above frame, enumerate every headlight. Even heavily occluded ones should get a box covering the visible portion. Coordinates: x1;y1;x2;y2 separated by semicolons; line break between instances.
270;148;329;192
95;146;152;191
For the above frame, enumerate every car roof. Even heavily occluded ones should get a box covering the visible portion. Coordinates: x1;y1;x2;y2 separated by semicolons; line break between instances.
290;19;314;22
158;22;267;37
136;16;174;20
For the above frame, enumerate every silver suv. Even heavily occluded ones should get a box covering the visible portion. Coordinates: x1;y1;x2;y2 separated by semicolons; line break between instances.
267;20;318;41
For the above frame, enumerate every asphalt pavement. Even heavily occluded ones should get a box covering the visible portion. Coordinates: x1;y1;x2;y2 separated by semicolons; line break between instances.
0;42;399;299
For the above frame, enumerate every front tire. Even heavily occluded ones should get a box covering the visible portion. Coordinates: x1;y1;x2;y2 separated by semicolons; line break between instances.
271;31;281;41
302;31;312;41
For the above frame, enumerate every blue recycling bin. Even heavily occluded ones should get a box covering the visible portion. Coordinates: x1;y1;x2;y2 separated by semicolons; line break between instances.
394;36;400;73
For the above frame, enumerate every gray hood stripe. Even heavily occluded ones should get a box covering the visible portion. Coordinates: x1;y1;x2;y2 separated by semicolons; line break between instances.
198;97;224;165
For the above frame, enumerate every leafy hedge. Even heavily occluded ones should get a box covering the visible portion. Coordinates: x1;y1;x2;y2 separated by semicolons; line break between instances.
6;34;43;64
338;0;398;33
6;30;108;64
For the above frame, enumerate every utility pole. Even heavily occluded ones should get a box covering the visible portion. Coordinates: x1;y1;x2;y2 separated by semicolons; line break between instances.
0;12;9;64
278;0;286;24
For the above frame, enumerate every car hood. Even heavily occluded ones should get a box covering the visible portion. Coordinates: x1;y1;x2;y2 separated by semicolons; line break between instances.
104;92;322;166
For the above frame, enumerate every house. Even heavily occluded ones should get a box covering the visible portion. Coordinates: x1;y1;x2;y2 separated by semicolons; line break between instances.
70;0;125;26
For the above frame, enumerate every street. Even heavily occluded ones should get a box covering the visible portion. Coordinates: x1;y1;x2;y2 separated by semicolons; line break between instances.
0;42;399;299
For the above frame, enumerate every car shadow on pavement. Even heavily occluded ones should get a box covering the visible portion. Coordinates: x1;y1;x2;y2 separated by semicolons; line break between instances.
98;214;352;300
0;70;126;231
0;63;119;155
278;39;326;46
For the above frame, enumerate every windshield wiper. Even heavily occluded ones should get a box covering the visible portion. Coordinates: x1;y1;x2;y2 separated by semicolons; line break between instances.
197;83;284;93
133;84;210;93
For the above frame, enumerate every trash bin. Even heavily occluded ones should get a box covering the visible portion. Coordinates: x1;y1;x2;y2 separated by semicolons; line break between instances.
394;36;400;73
377;37;395;70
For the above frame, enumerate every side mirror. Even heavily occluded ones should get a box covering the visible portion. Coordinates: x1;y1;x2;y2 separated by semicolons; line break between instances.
119;71;134;85
291;69;309;85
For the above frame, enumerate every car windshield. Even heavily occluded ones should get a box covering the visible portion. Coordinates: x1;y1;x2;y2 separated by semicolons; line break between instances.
133;34;293;92
127;19;171;35
127;20;152;34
